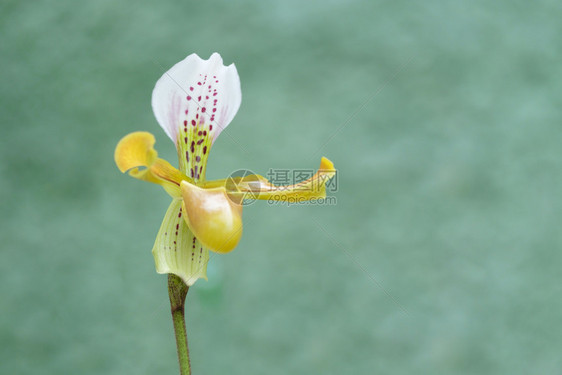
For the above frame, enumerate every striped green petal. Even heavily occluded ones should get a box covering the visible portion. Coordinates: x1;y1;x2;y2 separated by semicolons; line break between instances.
152;198;210;286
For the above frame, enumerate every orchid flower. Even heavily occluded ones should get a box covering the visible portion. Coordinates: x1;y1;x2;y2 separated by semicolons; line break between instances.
115;53;335;287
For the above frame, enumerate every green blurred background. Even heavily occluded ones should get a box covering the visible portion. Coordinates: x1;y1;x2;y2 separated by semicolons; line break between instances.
1;0;561;374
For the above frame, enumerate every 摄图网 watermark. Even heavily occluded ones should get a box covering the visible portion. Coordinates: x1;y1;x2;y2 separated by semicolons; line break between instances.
225;167;338;206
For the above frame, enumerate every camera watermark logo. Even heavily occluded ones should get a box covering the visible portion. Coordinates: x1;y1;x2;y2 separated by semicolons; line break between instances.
225;169;261;206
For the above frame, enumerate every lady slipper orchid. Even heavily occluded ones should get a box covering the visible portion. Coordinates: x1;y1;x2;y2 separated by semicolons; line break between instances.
115;53;335;286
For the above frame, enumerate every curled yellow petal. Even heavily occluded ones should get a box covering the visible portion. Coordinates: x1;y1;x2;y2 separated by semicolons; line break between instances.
255;157;336;201
181;180;243;254
204;157;336;202
115;131;191;197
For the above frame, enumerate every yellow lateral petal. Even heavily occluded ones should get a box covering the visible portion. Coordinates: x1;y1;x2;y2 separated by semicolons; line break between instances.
180;180;243;254
203;157;336;202
152;199;210;286
114;131;191;197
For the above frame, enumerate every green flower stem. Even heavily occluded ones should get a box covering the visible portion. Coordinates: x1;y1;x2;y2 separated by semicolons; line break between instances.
168;274;191;375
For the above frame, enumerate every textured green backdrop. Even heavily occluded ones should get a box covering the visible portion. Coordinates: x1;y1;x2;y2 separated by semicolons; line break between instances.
1;1;561;374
